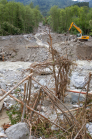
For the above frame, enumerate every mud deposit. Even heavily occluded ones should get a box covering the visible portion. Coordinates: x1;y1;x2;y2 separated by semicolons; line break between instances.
0;24;92;62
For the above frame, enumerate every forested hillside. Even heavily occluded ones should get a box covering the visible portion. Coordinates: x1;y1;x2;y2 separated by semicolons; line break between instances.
7;0;92;15
29;0;77;16
0;0;92;36
0;0;42;35
73;2;89;7
7;0;77;16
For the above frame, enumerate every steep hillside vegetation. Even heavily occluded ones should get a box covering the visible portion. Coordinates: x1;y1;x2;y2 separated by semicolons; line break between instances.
30;0;77;15
73;2;89;7
0;0;42;35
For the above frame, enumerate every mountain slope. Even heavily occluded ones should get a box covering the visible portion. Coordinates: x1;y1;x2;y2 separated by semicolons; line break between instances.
7;0;77;15
74;0;92;7
7;0;92;15
34;0;78;15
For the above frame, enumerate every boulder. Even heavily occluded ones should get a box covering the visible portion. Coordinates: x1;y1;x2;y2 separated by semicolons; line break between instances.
51;125;59;131
71;72;85;89
71;93;85;104
39;79;46;86
5;122;30;139
0;132;7;138
34;83;39;89
0;82;6;90
4;96;16;105
86;123;92;136
4;96;16;109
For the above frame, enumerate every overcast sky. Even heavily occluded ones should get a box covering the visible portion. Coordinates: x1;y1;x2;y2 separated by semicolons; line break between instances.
72;0;91;1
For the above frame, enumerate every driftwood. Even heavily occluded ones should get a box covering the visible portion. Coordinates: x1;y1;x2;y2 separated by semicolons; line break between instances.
0;32;92;138
1;89;68;133
84;73;91;109
21;83;26;122
30;89;42;120
74;123;86;139
0;73;33;102
32;77;75;122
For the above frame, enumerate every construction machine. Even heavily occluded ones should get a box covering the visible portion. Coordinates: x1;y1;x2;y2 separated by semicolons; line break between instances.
69;22;89;40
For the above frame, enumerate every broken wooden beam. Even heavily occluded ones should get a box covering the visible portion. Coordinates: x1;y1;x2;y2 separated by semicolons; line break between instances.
0;73;33;102
1;89;68;133
67;89;92;95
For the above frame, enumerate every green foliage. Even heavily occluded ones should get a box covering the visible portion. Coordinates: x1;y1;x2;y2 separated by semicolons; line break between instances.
6;103;21;125
31;0;77;16
6;0;92;16
14;88;21;93
32;119;64;138
29;2;34;8
0;0;42;35
89;28;92;36
73;2;89;7
7;0;78;16
2;22;20;35
89;20;92;28
0;0;8;5
48;5;92;35
49;6;61;32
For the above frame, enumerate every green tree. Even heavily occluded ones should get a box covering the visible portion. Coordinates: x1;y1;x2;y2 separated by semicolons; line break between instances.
0;0;7;5
0;1;42;35
49;5;91;35
49;6;61;32
29;2;34;9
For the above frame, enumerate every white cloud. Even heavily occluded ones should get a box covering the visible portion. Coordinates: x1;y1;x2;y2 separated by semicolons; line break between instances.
78;0;84;1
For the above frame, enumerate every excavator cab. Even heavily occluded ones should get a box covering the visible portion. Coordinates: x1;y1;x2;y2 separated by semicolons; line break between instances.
76;33;82;38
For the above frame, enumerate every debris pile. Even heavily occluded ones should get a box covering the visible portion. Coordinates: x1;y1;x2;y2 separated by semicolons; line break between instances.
0;34;92;139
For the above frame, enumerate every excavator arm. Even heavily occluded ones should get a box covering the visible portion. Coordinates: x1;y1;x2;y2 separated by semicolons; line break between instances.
69;22;82;34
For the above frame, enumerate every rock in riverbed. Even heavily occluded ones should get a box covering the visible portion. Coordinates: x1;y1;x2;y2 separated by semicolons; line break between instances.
5;122;30;139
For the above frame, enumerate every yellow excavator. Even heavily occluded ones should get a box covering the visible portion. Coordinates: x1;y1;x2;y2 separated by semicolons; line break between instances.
69;22;89;40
